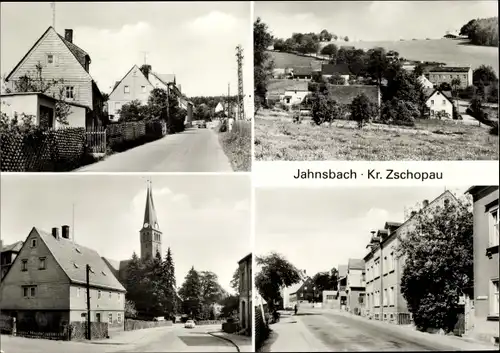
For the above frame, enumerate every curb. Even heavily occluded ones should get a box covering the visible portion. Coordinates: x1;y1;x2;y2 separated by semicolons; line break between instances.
207;332;241;352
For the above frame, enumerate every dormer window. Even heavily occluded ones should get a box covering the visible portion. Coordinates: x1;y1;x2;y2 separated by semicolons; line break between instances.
31;239;37;248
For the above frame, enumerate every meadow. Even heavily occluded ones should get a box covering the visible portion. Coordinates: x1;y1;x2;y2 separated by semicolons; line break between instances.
254;110;498;161
218;120;252;172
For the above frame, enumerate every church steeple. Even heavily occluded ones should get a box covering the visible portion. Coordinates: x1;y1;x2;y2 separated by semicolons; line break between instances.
140;179;162;259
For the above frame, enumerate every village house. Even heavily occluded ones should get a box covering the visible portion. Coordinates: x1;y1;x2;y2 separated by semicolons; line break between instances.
321;63;350;84
289;273;315;306
0;241;23;281
322;290;338;309
1;92;88;128
466;186;499;345
290;66;313;80
0;226;126;333
417;75;434;89
237;253;252;335
345;258;366;315
281;269;308;309
425;89;455;119
428;66;473;89
336;265;348;310
5;27;105;128
364;191;459;325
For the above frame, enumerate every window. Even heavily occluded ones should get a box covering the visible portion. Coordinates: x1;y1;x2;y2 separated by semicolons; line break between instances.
77;287;80;297
117;313;122;324
389;252;394;272
65;86;74;99
115;102;121;111
98;290;101;299
124;85;130;94
141;86;146;93
47;54;54;64
383;256;388;274
442;100;446;105
109;292;112;299
81;313;86;322
31;239;37;248
108;313;113;324
23;285;36;298
491;280;499;316
389;287;394;306
21;259;28;271
431;100;434;105
383;289;388;306
489;206;499;247
39;257;46;270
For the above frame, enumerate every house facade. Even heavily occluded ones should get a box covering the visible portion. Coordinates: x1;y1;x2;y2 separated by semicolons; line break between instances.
428;66;473;88
289;276;315;305
1;92;87;128
364;191;459;324
417;75;434;89
282;89;309;106
336;265;348;310
466;186;499;345
5;27;104;128
238;253;252;335
0;226;126;333
322;290;338;309
425;89;454;119
346;259;365;315
0;241;23;282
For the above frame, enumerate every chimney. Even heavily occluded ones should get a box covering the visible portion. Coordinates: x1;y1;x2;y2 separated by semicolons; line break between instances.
422;199;429;208
62;225;70;239
65;29;73;43
52;227;60;239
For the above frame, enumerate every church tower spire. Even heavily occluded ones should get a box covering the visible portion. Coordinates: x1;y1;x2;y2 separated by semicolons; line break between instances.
140;179;162;259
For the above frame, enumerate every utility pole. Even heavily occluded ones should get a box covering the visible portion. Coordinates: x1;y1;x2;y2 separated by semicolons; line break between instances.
50;2;56;30
236;45;244;120
86;264;91;340
227;83;231;119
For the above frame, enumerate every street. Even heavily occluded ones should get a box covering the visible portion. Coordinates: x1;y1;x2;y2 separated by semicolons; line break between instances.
261;308;497;352
0;324;240;353
77;128;233;172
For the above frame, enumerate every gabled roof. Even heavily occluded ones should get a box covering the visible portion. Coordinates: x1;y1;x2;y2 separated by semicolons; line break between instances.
338;265;348;279
384;221;402;229
429;66;471;73
321;63;350;75
109;65;148;97
151;72;176;86
1;241;23;253
425;89;454;105
33;227;126;292
238;253;252;264
348;258;365;271
292;66;313;76
6;27;89;81
287;280;306;295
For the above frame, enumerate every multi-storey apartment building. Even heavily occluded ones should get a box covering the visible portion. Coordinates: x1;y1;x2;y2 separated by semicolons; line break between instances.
427;66;473;88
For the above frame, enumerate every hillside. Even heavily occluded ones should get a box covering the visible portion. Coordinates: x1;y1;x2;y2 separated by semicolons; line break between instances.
268;51;327;69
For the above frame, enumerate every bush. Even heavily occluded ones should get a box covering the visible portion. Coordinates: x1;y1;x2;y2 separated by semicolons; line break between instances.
350;93;379;128
380;99;417;126
219;120;251;171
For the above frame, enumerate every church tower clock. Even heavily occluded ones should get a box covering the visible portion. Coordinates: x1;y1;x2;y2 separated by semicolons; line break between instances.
140;180;162;259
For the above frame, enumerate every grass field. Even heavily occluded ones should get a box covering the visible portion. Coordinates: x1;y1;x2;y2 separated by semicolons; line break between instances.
254;111;498;161
271;38;499;73
218;120;252;171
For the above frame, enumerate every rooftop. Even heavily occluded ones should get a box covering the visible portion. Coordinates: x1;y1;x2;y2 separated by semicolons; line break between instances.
348;258;365;271
429;66;471;73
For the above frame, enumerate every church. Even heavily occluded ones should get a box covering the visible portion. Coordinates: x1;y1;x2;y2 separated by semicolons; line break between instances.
102;180;163;285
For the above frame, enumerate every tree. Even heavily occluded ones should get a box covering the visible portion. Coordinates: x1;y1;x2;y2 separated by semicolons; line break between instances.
140;64;152;78
460;17;498;46
396;196;473;333
311;271;337;299
230;267;240;294
125;252;148;316
179;266;203;318
219;295;239;319
344;36;349;42
310;88;342;125
350;93;378;128
381;99;418;126
328;73;346;85
319;29;333;41
255;252;301;311
320;44;338;62
147;88;169;120
273;38;285;51
473;65;498;87
142;251;167;318
254;18;275;111
167;88;185;133
200;271;225;305
366;47;388;86
162;247;177;318
383;69;426;115
125;300;138;318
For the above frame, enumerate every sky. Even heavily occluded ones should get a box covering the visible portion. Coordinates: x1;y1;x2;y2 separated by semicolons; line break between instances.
256;186;470;277
0;2;253;99
255;1;498;42
0;174;251;293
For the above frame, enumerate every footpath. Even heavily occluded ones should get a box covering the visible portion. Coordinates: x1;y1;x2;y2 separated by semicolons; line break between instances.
328;309;497;351
261;312;328;352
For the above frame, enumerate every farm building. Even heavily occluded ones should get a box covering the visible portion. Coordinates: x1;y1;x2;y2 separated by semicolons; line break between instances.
1;92;87;129
321;64;351;84
425;89;454;119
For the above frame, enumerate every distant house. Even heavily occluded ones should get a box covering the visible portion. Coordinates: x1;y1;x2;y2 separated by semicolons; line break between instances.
0;241;23;281
289;275;315;305
346;259;366;315
466;186;499;345
107;66;178;122
1;92;87;128
0;226;126;332
291;66;313;80
336;265;348;310
321;64;351;84
322;290;338;309
417;75;434;89
267;80;309;107
283;88;309;106
238;253;252;335
428;66;473;88
425;89;454;119
4;27;104;128
272;68;286;79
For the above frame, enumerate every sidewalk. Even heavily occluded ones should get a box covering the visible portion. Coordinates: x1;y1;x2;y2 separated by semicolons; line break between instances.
208;331;253;352
90;325;173;345
327;309;497;351
262;315;328;352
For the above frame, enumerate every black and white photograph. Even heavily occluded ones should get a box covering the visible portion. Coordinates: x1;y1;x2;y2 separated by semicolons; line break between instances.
0;174;252;353
254;186;499;351
0;2;252;173
254;1;499;161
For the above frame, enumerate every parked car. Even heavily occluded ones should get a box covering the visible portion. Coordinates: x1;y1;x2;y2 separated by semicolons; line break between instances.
185;319;195;329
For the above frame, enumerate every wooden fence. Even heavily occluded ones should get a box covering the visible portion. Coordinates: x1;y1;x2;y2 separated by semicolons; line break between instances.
85;127;106;155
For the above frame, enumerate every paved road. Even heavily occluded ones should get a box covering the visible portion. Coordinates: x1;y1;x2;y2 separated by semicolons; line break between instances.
263;309;496;352
0;325;237;353
77;128;233;172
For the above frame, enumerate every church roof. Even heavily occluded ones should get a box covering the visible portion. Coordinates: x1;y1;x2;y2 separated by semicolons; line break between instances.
143;181;159;230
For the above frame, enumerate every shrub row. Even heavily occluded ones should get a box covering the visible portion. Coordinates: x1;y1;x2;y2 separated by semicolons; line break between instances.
124;318;173;331
107;119;166;152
